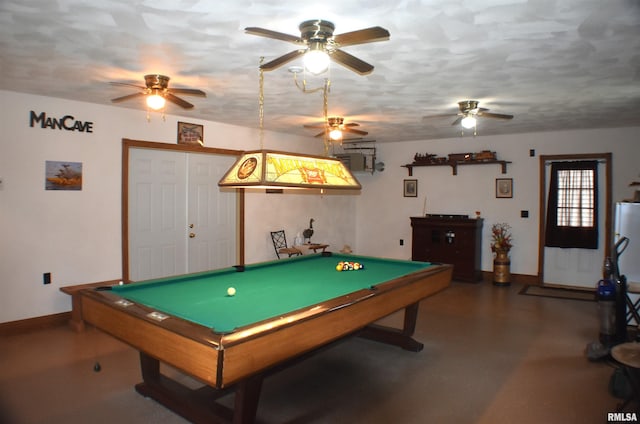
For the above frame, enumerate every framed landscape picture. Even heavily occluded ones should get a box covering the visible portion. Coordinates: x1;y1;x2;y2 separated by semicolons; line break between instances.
45;161;82;191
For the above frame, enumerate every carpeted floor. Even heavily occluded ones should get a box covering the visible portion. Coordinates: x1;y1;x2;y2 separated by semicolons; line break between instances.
519;284;596;302
1;281;621;423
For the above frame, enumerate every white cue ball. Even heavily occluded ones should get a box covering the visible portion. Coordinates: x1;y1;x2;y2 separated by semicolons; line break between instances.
227;287;236;296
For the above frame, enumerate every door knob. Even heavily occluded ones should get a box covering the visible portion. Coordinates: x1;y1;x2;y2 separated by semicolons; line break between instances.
189;224;194;229
189;232;196;238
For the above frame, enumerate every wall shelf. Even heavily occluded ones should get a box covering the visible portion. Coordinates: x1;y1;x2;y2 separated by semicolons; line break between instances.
402;159;511;176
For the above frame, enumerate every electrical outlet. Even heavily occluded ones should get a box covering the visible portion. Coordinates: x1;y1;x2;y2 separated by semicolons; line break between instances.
43;272;51;285
521;210;529;218
400;239;404;246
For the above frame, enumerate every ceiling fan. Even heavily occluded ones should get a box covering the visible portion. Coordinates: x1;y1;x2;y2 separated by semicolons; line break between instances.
110;74;206;110
425;100;514;129
245;20;390;75
304;116;369;140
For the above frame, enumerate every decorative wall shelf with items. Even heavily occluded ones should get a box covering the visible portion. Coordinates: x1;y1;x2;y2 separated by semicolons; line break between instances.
402;151;511;176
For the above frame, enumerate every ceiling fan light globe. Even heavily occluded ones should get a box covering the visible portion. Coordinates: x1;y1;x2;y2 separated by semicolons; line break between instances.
304;48;330;75
461;116;476;129
329;129;343;140
146;94;166;110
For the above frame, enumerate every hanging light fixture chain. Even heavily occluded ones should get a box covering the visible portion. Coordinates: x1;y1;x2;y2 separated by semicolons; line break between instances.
259;57;265;149
322;78;332;154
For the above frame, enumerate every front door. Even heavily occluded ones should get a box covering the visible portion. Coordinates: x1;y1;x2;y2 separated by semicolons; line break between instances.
540;154;611;288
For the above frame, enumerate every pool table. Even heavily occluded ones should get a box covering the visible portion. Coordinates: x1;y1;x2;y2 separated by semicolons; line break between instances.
78;252;452;424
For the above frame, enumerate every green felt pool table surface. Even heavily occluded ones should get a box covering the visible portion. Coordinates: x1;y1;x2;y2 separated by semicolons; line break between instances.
113;253;435;333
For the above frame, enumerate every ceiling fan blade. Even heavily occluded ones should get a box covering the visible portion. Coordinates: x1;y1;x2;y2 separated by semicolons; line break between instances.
304;124;326;129
333;26;390;46
451;116;463;126
170;88;206;97
343;122;360;127
109;81;145;90
330;49;374;75
343;138;376;143
245;27;302;44
423;113;457;120
313;131;326;138
333;27;391;46
111;92;144;103
478;111;514;120
166;93;194;109
260;50;305;71
344;128;368;136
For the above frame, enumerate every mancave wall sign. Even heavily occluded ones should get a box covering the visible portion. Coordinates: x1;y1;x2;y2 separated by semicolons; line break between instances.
29;111;94;133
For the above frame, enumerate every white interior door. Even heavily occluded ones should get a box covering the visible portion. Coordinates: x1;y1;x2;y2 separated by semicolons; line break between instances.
128;148;237;281
187;152;237;273
129;148;188;281
542;161;607;288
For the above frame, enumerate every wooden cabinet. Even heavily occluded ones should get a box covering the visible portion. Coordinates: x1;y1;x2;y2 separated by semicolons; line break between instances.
411;216;483;282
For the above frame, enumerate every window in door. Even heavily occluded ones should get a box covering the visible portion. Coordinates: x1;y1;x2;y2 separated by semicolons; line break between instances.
545;160;599;249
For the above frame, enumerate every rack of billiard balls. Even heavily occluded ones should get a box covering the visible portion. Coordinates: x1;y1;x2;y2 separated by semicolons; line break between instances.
336;261;363;272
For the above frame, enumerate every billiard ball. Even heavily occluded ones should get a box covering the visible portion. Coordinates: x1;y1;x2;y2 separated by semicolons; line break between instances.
336;263;344;271
227;287;236;296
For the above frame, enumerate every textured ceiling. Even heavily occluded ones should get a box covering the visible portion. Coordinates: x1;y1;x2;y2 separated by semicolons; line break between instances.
1;0;639;143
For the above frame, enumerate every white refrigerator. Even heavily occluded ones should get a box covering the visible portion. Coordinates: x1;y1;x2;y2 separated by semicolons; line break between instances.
615;202;640;284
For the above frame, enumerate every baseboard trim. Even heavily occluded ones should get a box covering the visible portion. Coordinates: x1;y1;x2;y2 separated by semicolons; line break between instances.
0;312;70;337
480;271;539;286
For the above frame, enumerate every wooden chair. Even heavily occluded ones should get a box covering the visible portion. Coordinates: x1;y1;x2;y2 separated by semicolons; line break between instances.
270;230;302;259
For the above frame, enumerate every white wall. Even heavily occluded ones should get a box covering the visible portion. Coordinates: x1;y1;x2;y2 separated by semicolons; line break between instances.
1;89;638;323
0;90;356;322
355;127;640;276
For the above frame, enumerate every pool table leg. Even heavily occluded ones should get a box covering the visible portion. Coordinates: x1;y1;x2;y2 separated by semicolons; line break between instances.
359;302;424;352
135;352;263;424
233;374;263;424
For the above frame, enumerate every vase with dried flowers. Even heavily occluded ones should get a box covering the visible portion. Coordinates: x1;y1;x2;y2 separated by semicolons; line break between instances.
491;223;512;286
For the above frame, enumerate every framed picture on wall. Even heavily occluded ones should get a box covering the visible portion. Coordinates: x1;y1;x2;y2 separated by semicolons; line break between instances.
496;178;513;198
404;179;418;197
177;122;204;146
45;161;82;191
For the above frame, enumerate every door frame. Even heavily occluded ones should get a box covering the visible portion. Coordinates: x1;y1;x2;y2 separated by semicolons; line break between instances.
121;139;243;282
537;152;612;286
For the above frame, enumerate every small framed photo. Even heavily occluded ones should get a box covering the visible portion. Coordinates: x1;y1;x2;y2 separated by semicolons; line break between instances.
177;122;204;146
403;179;418;197
496;178;513;198
45;161;82;191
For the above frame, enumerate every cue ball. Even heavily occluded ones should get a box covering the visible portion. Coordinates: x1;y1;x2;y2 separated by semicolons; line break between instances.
227;287;236;296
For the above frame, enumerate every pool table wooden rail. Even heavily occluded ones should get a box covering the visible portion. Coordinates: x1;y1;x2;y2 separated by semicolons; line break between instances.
77;261;452;423
79;263;451;388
